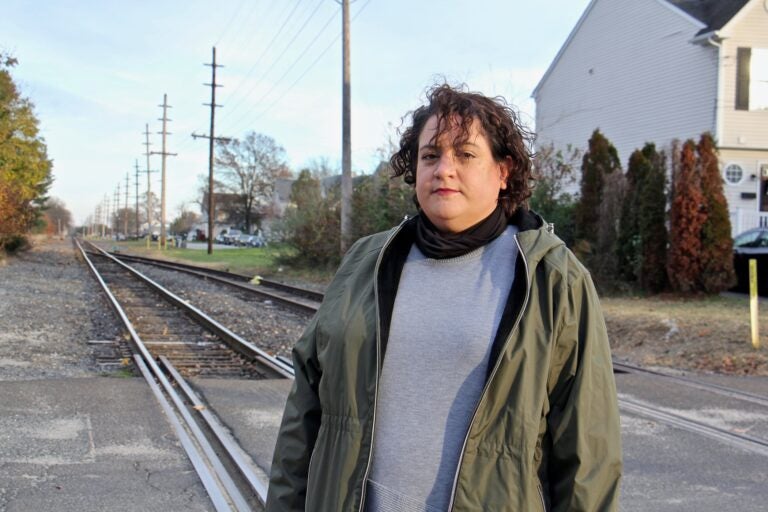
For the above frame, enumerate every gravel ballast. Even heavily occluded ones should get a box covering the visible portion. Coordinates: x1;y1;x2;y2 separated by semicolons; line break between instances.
127;260;311;359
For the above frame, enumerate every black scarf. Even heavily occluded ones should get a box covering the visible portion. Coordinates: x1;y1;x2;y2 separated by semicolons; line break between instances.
415;204;508;259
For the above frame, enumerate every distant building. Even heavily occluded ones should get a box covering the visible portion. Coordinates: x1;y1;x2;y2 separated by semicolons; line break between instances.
533;0;768;233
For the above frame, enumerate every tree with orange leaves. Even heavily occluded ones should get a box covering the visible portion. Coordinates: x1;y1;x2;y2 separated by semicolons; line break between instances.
667;140;706;292
0;53;52;252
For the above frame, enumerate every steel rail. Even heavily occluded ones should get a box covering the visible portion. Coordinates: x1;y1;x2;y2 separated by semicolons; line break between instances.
614;361;768;408
102;248;324;302
84;242;293;379
133;355;235;511
619;396;768;457
160;356;270;505
90;248;320;315
75;238;247;511
107;251;322;313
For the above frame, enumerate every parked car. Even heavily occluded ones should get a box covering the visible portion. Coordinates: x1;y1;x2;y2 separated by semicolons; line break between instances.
732;227;768;296
222;229;242;245
236;234;254;247
248;234;266;248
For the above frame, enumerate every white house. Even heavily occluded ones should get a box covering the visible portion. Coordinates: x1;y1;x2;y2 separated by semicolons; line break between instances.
533;0;768;233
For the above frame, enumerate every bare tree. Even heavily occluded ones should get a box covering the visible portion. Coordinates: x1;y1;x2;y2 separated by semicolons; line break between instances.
215;131;288;232
170;203;201;236
43;197;73;234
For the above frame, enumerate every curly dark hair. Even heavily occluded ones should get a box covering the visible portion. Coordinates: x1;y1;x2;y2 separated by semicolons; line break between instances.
390;83;535;216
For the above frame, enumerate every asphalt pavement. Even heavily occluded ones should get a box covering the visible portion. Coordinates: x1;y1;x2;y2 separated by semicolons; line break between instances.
2;365;767;511
0;377;212;512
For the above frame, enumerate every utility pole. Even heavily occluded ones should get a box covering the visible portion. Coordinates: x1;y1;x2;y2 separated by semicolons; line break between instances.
150;94;177;249
103;195;109;238
339;0;352;254
142;125;159;245
124;172;129;237
134;160;141;239
114;185;120;237
192;47;230;255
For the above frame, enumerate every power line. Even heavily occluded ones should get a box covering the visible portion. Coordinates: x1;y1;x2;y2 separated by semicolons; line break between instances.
214;0;250;46
222;4;340;131
245;0;372;124
217;0;306;110
219;0;327;122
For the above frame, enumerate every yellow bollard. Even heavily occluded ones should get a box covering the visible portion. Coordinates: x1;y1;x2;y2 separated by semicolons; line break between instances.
750;259;760;349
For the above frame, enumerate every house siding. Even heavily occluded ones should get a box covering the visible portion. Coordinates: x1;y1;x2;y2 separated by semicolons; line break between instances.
534;0;718;189
717;0;768;228
720;148;768;233
719;0;768;148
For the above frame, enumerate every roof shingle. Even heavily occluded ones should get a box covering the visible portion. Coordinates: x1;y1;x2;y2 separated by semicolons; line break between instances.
666;0;751;35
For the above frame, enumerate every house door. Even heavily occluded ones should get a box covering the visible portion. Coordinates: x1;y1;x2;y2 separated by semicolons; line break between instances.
761;163;768;212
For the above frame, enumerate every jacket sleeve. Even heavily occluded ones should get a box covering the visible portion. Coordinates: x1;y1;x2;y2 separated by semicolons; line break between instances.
265;314;323;512
546;271;622;512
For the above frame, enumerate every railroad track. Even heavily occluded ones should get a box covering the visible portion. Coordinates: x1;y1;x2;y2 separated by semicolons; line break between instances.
614;361;768;458
75;238;294;510
614;361;768;408
82;244;768;472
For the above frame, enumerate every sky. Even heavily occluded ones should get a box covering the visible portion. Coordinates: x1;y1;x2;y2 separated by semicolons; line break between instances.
2;0;592;224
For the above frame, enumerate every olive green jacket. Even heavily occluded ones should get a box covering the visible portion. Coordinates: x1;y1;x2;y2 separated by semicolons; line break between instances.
266;213;622;511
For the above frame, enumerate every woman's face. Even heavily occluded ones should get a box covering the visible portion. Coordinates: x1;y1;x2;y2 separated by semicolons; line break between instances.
415;115;510;233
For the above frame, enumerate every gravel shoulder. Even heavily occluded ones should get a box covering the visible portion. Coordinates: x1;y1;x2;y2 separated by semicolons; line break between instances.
0;237;126;381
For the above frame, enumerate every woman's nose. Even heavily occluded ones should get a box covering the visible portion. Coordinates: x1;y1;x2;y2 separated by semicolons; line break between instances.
434;154;456;178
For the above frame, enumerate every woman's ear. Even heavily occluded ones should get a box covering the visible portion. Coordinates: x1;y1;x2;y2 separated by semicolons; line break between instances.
499;156;513;190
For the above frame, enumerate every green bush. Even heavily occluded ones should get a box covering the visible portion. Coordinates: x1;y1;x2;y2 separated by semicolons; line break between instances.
281;170;341;267
530;143;580;247
0;234;29;253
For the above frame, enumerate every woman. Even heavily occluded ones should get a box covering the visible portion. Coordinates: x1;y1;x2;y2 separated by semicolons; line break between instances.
266;84;622;511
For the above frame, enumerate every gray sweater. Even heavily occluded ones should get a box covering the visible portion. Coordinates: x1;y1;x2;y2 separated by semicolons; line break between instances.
367;225;519;511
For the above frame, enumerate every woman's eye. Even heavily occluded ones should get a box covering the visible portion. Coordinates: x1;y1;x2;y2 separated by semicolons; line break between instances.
461;152;475;159
421;153;437;161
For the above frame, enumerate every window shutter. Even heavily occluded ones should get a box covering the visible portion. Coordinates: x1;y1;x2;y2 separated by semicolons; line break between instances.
736;47;751;111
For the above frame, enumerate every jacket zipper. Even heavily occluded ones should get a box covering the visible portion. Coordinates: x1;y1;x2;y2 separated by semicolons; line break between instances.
447;234;531;511
357;221;406;512
537;479;547;512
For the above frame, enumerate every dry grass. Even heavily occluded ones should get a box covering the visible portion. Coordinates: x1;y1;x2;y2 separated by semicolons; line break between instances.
602;293;768;375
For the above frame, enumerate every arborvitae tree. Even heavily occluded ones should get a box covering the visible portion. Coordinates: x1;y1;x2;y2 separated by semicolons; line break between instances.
592;169;626;290
573;130;622;289
637;144;668;293
617;149;649;281
576;129;621;247
697;133;736;293
668;140;706;293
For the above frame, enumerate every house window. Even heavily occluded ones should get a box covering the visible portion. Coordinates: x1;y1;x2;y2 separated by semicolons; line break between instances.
724;163;744;185
736;47;768;111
